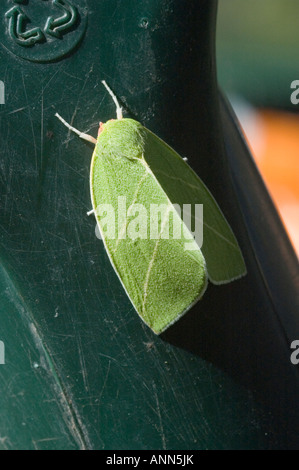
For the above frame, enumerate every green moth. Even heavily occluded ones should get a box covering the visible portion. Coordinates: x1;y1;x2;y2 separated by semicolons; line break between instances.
56;81;246;334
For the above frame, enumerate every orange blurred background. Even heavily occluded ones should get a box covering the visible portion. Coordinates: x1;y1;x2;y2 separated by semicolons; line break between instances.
217;0;299;257
240;108;299;256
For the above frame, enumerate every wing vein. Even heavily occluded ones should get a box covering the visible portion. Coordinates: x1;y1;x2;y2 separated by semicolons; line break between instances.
142;205;172;316
113;169;149;254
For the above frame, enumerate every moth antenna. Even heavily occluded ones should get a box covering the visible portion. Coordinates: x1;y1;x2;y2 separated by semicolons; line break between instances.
101;80;123;120
55;113;97;144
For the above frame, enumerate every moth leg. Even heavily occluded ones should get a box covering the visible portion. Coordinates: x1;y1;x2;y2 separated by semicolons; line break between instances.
87;209;94;216
101;80;123;120
55;113;97;145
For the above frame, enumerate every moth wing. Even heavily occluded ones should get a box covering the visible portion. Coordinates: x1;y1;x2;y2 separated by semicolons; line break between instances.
143;128;247;284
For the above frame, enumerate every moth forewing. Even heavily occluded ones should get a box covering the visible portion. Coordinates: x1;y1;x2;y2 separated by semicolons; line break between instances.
142;128;247;284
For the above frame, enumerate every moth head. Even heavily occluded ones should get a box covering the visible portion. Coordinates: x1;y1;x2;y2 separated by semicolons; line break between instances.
98;120;115;136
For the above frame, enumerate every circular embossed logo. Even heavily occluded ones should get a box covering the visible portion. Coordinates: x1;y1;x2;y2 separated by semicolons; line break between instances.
0;0;88;62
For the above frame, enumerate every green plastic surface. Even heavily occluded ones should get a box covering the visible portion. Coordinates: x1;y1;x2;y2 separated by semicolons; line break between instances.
0;0;297;450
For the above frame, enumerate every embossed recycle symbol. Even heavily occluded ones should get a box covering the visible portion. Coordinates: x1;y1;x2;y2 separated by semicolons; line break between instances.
5;0;79;47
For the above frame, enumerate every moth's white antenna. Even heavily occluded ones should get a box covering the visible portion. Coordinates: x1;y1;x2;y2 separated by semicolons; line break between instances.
101;80;123;120
55;113;97;144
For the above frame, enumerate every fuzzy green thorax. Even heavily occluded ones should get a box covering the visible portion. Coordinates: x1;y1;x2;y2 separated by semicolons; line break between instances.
97;119;147;161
